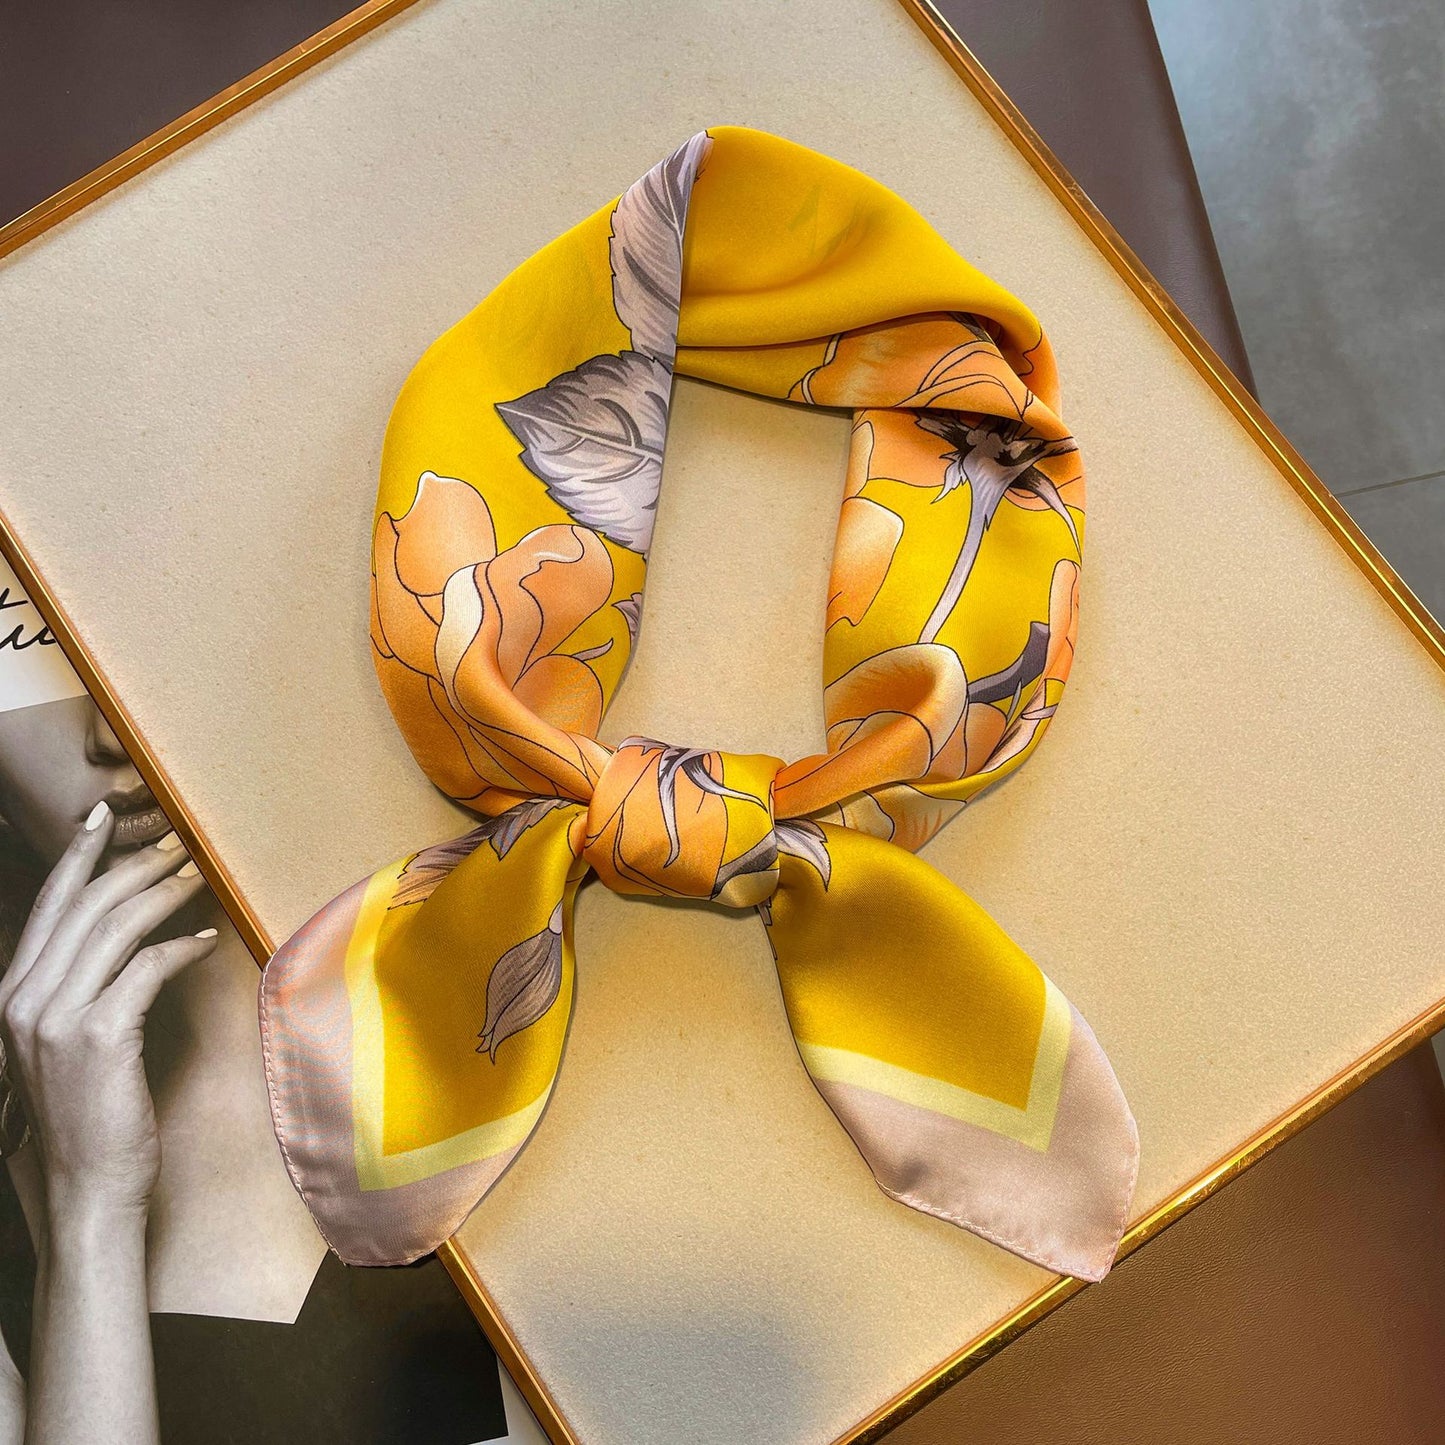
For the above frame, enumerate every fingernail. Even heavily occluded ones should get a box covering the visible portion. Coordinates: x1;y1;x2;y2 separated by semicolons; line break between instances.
195;927;218;939
84;800;110;831
177;861;200;879
155;831;183;851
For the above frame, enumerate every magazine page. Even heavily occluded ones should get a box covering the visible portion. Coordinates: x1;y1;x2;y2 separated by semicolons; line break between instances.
0;556;529;1443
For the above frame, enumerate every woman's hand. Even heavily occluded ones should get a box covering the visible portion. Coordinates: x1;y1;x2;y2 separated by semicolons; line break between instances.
0;801;215;1444
0;800;216;1224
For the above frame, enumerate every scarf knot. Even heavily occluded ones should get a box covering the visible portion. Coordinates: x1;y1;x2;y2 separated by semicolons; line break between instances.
579;738;784;908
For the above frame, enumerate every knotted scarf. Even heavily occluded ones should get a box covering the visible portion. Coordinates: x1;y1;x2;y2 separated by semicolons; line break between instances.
260;127;1138;1282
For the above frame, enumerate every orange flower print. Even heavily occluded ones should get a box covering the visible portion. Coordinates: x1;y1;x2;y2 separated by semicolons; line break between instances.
371;472;617;805
791;313;1033;419
825;406;1081;645
822;785;965;857
774;643;968;818
793;315;1082;647
969;556;1081;781
581;740;783;908
780;558;1081;846
827;420;904;630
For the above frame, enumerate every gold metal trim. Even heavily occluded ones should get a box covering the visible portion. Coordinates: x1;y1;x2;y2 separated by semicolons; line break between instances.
438;1239;584;1445
0;521;273;962
1;2;1442;1441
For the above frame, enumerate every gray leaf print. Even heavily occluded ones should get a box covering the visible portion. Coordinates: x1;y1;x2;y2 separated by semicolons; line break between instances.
775;819;832;889
609;131;711;366
967;620;1049;708
479;796;572;860
622;737;757;866
614;591;644;646
477;902;565;1061
712;831;781;899
391;827;491;908
391;799;573;909
496;351;670;554
914;413;1079;645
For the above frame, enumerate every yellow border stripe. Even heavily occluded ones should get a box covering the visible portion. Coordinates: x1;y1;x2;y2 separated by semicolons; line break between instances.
343;863;551;1191
798;978;1071;1151
359;1090;551;1191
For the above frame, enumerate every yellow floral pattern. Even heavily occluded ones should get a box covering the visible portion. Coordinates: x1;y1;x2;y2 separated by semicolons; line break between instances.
261;127;1136;1283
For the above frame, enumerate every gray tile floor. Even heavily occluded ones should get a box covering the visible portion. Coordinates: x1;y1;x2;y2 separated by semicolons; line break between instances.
1150;0;1445;625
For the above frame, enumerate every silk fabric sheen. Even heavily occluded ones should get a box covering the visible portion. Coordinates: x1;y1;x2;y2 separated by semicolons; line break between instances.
260;127;1137;1281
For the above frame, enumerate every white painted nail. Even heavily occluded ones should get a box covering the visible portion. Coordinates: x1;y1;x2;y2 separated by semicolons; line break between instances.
195;928;218;939
155;831;183;851
84;800;110;831
177;861;200;879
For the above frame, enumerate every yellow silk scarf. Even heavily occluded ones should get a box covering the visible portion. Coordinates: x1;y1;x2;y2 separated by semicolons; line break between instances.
260;127;1137;1282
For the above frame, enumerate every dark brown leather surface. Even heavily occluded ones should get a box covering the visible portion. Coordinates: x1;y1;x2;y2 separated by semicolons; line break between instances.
0;0;356;226
886;1046;1445;1444
932;0;1255;391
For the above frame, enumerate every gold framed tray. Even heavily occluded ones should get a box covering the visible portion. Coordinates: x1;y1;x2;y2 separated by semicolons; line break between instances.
2;2;1442;1441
